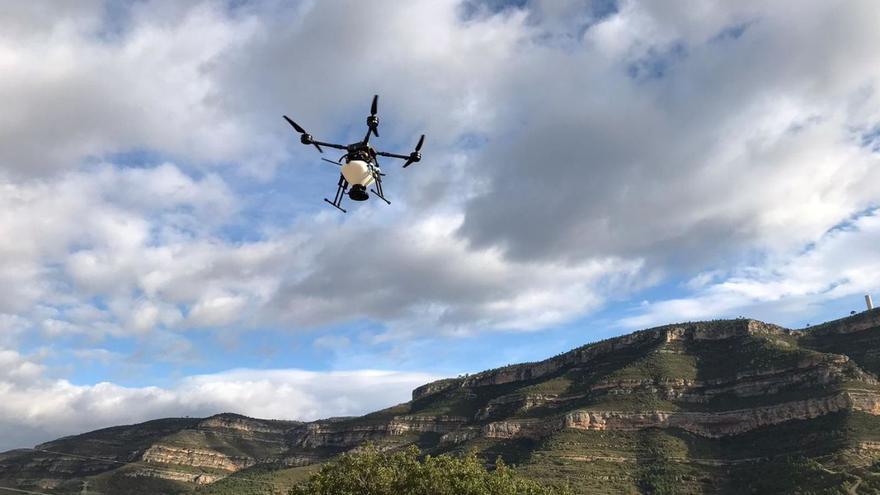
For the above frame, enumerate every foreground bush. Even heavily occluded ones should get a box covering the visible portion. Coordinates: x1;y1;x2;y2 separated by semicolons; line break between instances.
289;445;570;495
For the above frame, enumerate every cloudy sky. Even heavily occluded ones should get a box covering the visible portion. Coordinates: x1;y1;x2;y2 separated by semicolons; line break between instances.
1;0;879;451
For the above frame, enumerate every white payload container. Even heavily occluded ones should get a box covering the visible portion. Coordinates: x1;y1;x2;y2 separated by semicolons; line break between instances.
341;160;375;187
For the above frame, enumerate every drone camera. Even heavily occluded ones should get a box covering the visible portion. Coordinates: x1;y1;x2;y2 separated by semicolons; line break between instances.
348;185;369;201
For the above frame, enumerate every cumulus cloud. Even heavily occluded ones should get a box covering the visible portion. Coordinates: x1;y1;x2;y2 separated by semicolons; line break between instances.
621;210;880;328
9;0;875;342
0;0;263;176
459;0;880;266
271;214;646;334
2;0;645;343
0;347;440;451
0;162;240;340
0;160;646;343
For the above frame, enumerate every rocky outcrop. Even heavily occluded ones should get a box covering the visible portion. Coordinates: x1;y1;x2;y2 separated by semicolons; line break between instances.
126;467;223;485
664;319;791;342
141;445;256;472
574;391;880;438
292;416;468;449
477;391;880;441
805;308;880;336
476;393;566;420
197;414;299;435
439;428;480;445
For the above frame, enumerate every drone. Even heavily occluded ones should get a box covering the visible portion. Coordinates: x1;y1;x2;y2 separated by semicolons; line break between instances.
283;95;425;213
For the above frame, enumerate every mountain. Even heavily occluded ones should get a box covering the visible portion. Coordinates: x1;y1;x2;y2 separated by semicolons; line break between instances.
3;310;880;494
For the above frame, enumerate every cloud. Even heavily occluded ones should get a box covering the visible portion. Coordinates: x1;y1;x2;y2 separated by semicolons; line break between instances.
0;162;240;340
271;213;647;334
1;0;878;341
0;347;441;451
621;210;880;328
0;157;647;343
2;0;879;340
0;1;263;177
458;0;880;267
2;1;639;343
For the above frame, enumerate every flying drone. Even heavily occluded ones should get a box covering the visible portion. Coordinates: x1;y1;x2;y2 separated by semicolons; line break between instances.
283;95;425;213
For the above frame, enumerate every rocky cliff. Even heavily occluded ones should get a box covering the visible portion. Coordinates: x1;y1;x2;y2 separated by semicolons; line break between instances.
3;310;880;494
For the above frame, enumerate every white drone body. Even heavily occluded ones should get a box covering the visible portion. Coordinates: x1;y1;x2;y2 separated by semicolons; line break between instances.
341;160;376;188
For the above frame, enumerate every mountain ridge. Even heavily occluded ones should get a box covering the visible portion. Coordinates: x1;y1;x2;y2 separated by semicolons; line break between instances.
4;309;880;494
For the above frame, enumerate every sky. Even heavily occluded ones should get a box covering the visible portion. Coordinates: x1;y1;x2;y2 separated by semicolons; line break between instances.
1;0;879;451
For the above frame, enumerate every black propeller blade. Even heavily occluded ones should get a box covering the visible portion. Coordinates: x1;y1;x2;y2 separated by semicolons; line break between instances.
402;134;426;168
283;115;323;153
367;95;379;137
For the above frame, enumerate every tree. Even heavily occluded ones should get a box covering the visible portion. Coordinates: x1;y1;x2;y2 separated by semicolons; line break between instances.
289;445;570;495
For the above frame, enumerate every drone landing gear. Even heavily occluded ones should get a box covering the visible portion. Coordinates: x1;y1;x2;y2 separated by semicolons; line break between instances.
323;198;346;213
370;188;390;205
370;176;390;205
324;175;348;213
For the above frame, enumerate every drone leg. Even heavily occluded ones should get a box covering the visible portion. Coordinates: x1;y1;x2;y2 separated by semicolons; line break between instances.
323;175;348;213
323;198;346;213
370;173;391;205
371;189;391;205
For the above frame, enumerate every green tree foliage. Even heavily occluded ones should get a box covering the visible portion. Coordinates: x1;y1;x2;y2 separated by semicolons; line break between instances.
289;445;571;495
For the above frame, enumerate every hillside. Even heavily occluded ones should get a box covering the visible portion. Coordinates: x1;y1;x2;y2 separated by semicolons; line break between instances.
3;310;880;494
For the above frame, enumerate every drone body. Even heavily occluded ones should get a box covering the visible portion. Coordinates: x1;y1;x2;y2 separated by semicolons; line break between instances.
283;95;425;213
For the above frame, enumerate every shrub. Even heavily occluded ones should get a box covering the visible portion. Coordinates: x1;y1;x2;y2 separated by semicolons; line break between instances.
289;445;570;495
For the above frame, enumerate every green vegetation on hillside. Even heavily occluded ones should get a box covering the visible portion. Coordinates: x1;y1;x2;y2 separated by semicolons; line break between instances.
802;326;880;376
288;445;571;495
194;464;319;495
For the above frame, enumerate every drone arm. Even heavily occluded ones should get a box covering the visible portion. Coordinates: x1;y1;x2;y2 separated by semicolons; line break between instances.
375;151;411;160
311;140;348;151
283;116;348;154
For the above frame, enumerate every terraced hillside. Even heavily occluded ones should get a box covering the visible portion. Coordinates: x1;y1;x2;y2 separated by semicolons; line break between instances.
3;309;880;494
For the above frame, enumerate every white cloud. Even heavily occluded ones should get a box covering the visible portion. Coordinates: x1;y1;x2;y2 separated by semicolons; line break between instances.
0;163;241;341
270;213;647;334
0;1;264;176
458;0;880;268
0;347;441;451
1;0;877;340
0;158;647;344
621;211;880;328
1;0;878;341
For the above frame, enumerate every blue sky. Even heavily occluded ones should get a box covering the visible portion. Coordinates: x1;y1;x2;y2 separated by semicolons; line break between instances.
1;0;879;451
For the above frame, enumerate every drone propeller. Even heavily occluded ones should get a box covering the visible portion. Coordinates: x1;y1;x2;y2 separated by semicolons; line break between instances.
367;95;379;138
402;134;426;168
283;115;323;153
